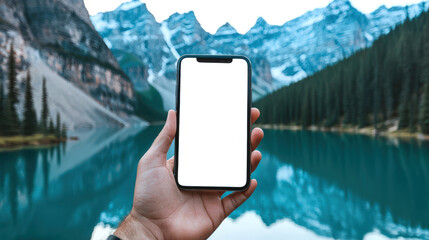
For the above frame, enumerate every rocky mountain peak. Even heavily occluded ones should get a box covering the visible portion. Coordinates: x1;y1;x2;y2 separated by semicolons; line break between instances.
215;22;238;35
374;5;388;12
165;10;198;26
247;17;272;35
183;10;197;19
62;0;93;27
328;0;352;7
163;10;208;49
325;0;355;15
255;17;269;27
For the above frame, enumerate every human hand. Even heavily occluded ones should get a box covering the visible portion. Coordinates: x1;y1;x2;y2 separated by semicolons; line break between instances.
114;108;264;240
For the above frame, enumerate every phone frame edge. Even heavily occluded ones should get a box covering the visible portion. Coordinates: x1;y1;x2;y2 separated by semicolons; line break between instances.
174;54;252;191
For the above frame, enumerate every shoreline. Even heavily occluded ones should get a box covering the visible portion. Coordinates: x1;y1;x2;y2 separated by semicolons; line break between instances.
0;134;71;151
254;124;429;141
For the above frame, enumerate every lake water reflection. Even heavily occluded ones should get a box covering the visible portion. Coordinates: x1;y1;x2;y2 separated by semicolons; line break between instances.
0;127;428;240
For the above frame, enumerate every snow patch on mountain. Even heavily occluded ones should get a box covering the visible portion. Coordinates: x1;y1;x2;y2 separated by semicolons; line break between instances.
91;14;119;32
160;22;180;59
103;38;112;48
272;64;308;86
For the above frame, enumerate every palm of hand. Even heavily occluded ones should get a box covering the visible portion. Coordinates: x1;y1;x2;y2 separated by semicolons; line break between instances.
125;109;263;240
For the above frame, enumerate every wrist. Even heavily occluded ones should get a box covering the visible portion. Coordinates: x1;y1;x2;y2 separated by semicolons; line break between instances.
114;210;163;240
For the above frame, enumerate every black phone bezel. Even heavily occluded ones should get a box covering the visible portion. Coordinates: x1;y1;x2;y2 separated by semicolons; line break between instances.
174;54;252;191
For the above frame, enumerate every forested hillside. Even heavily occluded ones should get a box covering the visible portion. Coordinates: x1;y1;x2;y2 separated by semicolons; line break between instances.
255;8;429;135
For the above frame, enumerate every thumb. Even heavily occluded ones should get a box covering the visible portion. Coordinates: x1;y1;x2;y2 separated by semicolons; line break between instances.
149;110;176;155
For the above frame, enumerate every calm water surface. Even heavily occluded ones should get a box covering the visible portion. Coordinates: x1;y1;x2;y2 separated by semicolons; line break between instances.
0;127;428;240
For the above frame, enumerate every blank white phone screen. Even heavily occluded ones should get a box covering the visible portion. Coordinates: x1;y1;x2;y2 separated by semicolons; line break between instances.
177;57;249;188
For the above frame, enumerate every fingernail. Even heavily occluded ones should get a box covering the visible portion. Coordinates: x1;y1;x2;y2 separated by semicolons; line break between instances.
167;110;175;121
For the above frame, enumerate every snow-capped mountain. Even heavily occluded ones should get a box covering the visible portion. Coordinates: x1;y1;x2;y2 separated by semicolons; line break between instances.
91;0;428;109
163;11;210;57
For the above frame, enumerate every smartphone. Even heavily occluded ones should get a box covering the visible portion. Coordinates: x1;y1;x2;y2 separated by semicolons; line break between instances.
174;55;251;191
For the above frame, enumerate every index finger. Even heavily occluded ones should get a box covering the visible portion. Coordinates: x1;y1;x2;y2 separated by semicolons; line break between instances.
251;107;260;124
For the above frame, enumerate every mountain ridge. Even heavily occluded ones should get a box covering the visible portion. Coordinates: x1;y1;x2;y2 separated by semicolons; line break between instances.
91;0;428;110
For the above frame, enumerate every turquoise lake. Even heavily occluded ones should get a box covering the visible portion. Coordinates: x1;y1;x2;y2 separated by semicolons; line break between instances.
1;127;428;239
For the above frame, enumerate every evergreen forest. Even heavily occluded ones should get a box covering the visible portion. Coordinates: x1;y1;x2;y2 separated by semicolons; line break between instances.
0;44;67;139
255;9;429;135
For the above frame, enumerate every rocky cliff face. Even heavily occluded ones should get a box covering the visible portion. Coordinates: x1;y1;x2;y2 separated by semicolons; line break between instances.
0;0;137;127
0;0;30;77
22;0;115;65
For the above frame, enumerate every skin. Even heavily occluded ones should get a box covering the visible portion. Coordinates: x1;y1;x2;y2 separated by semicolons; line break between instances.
115;108;264;240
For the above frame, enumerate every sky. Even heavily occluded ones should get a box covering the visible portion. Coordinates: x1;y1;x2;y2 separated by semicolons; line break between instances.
83;0;426;34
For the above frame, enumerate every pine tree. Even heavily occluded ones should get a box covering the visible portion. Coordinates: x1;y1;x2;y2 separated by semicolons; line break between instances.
420;20;429;134
55;112;61;138
310;87;317;125
4;43;20;136
398;40;411;130
342;73;352;125
3;99;14;135
325;77;340;128
357;58;369;128
301;87;311;128
421;84;429;134
317;80;326;127
349;72;358;126
409;93;418;132
41;77;49;133
383;59;394;120
324;81;332;127
408;37;420;133
23;71;38;136
7;44;18;106
48;118;54;135
373;60;380;130
332;91;340;127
